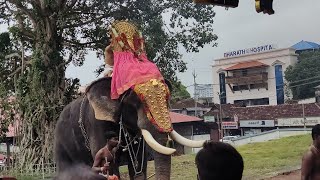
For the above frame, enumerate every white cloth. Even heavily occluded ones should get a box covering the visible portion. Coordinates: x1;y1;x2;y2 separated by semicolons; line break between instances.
103;64;113;77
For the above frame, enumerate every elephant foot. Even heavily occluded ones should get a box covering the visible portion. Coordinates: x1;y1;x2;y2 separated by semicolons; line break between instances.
133;173;146;180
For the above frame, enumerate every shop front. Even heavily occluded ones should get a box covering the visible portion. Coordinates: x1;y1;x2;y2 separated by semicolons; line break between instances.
240;120;275;136
277;117;320;128
222;121;240;136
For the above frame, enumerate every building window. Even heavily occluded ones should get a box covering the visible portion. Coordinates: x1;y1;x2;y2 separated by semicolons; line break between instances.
219;72;227;104
234;98;269;106
275;65;284;104
242;69;248;76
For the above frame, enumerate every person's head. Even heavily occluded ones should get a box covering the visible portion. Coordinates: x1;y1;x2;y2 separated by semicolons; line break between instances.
106;131;119;147
195;141;244;180
312;124;320;145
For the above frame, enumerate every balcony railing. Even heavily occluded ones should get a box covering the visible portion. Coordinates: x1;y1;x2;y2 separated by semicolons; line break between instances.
226;72;268;85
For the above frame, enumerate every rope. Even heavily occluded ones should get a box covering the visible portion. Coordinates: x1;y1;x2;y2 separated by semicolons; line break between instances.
147;173;156;179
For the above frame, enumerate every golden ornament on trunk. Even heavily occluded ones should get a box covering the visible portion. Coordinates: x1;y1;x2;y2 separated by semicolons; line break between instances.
134;79;172;132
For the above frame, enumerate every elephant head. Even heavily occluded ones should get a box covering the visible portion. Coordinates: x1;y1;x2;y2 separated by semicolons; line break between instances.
86;77;204;179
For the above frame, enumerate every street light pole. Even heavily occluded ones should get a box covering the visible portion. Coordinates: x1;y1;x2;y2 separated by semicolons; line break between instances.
218;92;224;141
193;70;198;117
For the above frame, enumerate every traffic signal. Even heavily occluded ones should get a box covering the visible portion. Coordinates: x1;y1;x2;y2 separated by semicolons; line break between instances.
255;0;275;15
193;0;239;8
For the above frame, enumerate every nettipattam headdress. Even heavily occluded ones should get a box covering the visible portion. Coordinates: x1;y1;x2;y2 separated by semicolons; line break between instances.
109;20;172;133
110;20;145;57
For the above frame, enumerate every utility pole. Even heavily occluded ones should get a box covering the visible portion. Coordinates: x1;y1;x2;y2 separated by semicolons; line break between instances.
192;70;198;117
217;92;224;141
302;104;306;131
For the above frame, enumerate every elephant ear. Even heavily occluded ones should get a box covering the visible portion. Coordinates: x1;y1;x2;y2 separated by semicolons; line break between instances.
164;79;173;92
86;77;119;122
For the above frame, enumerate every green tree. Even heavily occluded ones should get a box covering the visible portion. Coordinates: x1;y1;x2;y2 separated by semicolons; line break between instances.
0;0;218;166
0;32;16;142
170;81;191;102
285;50;320;100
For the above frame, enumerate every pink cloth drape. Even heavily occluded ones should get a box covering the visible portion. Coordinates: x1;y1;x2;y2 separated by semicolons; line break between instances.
110;52;164;99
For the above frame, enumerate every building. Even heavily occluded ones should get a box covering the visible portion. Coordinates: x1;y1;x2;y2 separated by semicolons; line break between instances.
212;44;298;106
195;84;214;103
170;98;211;117
291;40;320;53
170;112;215;154
316;85;320;103
205;103;320;136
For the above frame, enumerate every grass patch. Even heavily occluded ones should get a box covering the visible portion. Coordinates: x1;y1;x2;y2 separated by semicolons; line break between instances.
121;134;311;180
238;134;310;179
4;135;309;179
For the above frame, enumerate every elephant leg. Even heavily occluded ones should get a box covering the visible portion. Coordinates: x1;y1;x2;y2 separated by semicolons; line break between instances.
55;142;73;173
112;157;121;178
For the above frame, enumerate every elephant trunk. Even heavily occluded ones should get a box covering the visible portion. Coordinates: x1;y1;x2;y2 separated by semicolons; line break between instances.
153;134;171;180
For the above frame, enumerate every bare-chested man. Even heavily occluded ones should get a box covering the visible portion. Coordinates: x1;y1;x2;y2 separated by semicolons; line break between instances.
92;133;119;179
301;124;320;180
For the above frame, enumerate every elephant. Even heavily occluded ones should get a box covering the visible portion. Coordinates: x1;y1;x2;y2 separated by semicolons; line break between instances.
54;77;205;180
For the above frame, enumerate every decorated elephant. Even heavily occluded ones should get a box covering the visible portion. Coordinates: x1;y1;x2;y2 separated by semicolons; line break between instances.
54;77;205;180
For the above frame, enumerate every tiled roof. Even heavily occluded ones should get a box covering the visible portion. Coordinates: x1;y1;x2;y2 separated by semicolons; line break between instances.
171;98;208;109
170;112;202;123
291;40;320;51
204;103;320;120
203;104;241;117
214;103;320;120
225;61;269;71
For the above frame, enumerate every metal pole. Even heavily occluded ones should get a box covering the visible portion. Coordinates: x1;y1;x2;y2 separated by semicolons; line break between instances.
218;93;224;141
302;104;306;131
193;70;197;117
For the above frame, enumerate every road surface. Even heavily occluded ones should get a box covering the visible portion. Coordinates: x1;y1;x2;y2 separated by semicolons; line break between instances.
264;170;300;180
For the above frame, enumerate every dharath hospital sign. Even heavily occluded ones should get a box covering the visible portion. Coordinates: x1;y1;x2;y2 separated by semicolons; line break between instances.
224;44;276;58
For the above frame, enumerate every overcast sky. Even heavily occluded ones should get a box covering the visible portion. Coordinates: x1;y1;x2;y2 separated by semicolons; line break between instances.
1;0;320;96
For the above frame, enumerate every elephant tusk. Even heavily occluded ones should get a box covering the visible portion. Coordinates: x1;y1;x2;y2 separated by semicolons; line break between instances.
170;130;205;148
141;129;176;155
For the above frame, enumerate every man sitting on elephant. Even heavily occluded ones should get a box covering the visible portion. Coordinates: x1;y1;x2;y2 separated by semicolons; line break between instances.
106;20;173;135
92;132;119;179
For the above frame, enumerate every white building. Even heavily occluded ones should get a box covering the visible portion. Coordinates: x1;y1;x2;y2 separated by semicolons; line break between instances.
195;84;214;103
212;45;298;106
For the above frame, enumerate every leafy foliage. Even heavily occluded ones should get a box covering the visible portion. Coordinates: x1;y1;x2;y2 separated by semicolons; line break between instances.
0;32;16;142
170;81;191;102
285;50;320;100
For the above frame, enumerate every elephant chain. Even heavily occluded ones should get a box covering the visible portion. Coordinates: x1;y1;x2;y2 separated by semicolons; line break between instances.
119;118;145;176
79;96;91;151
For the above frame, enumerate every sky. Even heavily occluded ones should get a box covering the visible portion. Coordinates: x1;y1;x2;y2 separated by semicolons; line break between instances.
1;0;320;96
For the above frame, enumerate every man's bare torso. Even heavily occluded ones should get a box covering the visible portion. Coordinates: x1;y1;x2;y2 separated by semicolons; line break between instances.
308;145;320;180
98;148;114;167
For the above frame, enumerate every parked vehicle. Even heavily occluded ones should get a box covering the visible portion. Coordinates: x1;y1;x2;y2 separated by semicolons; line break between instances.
219;136;239;143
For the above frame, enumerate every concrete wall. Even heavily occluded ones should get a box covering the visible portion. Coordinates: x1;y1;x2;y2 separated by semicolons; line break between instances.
180;128;311;155
192;134;211;154
229;128;311;146
298;98;316;104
